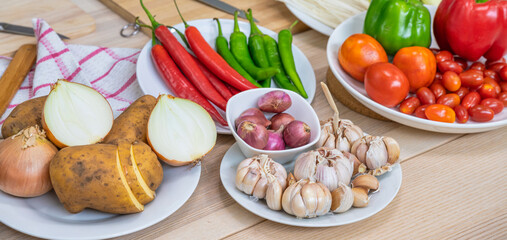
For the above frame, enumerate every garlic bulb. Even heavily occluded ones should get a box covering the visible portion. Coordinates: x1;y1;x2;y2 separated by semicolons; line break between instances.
351;135;400;176
281;178;332;218
331;183;354;213
294;147;356;191
317;117;363;152
0;126;58;197
236;154;287;210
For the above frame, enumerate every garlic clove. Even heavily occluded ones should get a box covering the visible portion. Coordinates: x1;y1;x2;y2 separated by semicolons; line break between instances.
252;176;268;199
281;183;296;215
383;136;401;164
351;138;368;164
334;152;355;186
236;157;255;172
335;134;351;152
235;166;250;191
351;174;379;192
315;182;332;216
241;168;261;195
352;187;369;208
272;163;288;189
290;192;308;218
315;164;339;191
300;183;319;215
365;137;388;170
331;184;354;213
266;176;283;211
294;151;317;181
343;122;363;144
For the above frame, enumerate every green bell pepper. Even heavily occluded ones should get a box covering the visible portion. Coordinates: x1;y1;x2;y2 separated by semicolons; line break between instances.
363;0;431;55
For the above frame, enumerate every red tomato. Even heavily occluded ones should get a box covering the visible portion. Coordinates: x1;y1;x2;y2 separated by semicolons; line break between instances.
478;83;498;99
480;98;504;114
455;87;470;100
399;97;421;115
470;62;485;71
430;82;446;99
438;61;463;74
487;62;507;73
469;105;495;122
454;57;468;70
364;62;409;107
415;104;429;119
484;77;501;94
498;92;507;105
442;71;461;92
460;69;484;88
484;69;500;82
437;93;461;108
434;72;443;83
454;105;469;123
425;104;456;123
462;92;481;110
393;47;437;92
416;87;436;105
499;66;507;82
486;57;506;67
435;51;453;63
500;82;507;92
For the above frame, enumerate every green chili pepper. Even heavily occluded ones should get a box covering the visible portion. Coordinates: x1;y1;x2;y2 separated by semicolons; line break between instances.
278;21;308;98
246;9;271;88
213;18;260;87
230;11;278;81
262;34;299;94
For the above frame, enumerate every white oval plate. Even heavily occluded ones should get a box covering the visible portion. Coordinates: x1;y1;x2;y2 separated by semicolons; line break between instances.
284;3;334;36
220;143;402;227
327;5;507;133
137;19;316;135
0;164;200;240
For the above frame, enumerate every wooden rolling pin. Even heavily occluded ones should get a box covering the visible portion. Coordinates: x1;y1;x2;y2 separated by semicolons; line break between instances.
0;44;37;117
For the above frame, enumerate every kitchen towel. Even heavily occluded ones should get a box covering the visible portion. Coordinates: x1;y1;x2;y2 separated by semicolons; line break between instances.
0;18;144;137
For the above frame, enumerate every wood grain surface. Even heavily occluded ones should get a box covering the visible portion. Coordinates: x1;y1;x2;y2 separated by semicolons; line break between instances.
0;1;505;239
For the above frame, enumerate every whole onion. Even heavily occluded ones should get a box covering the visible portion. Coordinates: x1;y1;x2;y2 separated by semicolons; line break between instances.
283;121;311;148
257;90;292;113
264;127;285;150
270;113;295;131
235;108;271;128
237;121;269;149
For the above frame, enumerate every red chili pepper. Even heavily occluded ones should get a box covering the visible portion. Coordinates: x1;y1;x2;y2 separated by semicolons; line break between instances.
228;85;241;95
192;55;233;100
150;45;228;126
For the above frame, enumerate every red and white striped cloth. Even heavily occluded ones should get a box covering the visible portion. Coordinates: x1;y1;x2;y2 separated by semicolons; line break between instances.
0;19;144;137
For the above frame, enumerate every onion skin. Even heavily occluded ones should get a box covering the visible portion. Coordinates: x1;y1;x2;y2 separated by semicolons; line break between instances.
237;121;269;149
283;121;311;148
257;90;292;113
269;113;295;131
264;128;285;150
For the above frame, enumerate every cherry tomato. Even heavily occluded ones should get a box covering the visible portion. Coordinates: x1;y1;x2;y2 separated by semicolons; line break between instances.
425;104;456;123
416;87;436;105
338;33;388;82
460;69;484;88
364;62;409;107
434;72;443;83
435;50;453;63
437;93;461;108
484;77;501;94
500;82;507;92
454;57;468;70
478;83;498;99
480;98;504;114
470;62;485;71
438;61;463;74
454;105;469;123
393;47;437;92
486;57;505;67
442;71;461;92
499;66;507;82
430;82;446;99
498;92;507;105
415;104;429;119
484;69;500;82
469;105;494;122
455;87;470;100
487;62;507;73
399;97;421;115
461;92;481;110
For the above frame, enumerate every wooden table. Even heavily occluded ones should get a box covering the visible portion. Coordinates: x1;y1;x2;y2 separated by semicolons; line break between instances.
1;1;506;239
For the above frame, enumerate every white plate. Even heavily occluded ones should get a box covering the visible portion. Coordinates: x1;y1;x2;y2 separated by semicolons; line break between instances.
327;5;507;133
220;143;402;227
136;19;316;135
285;3;334;36
0;164;200;240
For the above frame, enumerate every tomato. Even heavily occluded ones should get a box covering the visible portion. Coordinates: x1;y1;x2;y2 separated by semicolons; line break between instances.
393;47;437;92
425;104;456;123
487;62;507;73
364;62;409;107
478;83;498;99
461;92;481;110
500;82;507;92
416;87;436;105
442;71;461;92
338;34;388;82
437;93;461;108
434;72;443;83
469;105;495;122
415;104;429;119
498;92;507;105
438;61;463;74
454;105;469;123
480;98;504;114
499;66;507;82
486;57;505;67
455;87;470;100
435;50;453;63
430;82;446;99
470;62;485;71
399;97;421;115
484;69;500;82
484;77;501;94
460;69;484;88
454;57;468;70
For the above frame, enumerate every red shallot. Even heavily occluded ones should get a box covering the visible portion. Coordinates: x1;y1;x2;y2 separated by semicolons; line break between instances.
235;108;271;128
257;90;292;113
237;121;269;149
270;113;295;131
283;120;311;148
264;127;285;150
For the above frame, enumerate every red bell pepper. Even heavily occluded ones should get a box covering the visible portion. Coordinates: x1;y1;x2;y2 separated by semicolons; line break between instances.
434;0;507;62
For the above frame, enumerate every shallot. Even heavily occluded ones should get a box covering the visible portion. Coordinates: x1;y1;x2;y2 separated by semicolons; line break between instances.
264;127;285;150
283;120;311;148
236;121;269;149
257;90;292;113
234;108;271;128
269;113;295;131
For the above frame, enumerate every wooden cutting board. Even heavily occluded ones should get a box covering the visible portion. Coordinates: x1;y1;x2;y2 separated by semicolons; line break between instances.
99;0;309;36
0;0;96;56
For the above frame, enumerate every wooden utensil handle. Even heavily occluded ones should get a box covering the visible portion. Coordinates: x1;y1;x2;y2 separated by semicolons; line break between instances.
0;44;37;117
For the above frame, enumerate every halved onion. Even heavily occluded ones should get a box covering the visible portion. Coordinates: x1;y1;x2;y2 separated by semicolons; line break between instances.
147;94;217;166
42;79;114;148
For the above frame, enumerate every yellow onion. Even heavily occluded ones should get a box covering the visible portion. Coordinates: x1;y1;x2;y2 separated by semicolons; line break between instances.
0;126;58;197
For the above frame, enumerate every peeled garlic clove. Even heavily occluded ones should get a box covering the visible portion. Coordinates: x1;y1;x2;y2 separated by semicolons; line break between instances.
383;136;401;164
265;176;283;211
352;187;369;208
331;184;353;213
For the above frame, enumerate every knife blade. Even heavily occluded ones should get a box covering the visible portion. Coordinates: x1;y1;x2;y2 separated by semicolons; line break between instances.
196;0;258;22
0;22;70;40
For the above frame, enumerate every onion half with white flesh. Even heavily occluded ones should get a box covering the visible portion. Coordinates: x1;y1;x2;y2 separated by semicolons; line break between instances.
147;94;217;166
42;80;114;148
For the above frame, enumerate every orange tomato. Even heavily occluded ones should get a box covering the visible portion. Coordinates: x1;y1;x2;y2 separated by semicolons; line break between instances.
338;34;388;82
424;104;456;123
393;47;437;92
364;62;409;107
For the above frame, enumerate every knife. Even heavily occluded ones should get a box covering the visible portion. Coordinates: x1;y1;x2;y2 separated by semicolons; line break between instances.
196;0;258;22
0;22;70;40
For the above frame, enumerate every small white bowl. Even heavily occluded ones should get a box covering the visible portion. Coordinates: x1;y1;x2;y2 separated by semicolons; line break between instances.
226;88;321;165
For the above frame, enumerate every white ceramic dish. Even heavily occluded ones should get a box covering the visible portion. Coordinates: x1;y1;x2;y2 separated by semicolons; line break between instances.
136;19;316;135
220;143;402;227
0;164;200;240
284;3;334;36
326;5;507;133
226;88;320;165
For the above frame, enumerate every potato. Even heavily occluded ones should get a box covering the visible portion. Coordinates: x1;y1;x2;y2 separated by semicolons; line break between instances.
1;96;47;138
132;140;163;191
103;95;156;144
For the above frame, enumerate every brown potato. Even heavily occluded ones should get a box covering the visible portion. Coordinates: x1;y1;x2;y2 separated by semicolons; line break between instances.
132;140;163;191
1;96;47;138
